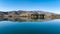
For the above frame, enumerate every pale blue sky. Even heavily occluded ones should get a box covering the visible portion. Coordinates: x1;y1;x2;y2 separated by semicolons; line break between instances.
0;0;60;14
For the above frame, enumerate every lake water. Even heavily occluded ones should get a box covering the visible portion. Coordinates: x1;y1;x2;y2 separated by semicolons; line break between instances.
0;19;60;34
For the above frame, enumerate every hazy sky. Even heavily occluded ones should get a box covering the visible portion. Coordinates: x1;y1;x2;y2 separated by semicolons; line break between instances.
0;0;60;14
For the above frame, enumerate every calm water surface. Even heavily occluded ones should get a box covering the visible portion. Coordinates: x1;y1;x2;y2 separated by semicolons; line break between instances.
0;19;60;34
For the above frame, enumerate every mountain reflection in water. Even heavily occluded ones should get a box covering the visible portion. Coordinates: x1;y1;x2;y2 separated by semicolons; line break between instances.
0;17;60;34
0;17;53;22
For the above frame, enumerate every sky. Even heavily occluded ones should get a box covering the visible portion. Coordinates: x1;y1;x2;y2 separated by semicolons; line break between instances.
0;0;60;14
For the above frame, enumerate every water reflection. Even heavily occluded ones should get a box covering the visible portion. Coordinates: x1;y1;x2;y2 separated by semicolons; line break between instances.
0;17;60;34
0;17;53;22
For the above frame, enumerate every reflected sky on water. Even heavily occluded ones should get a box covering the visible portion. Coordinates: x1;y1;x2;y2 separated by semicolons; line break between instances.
0;17;60;34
